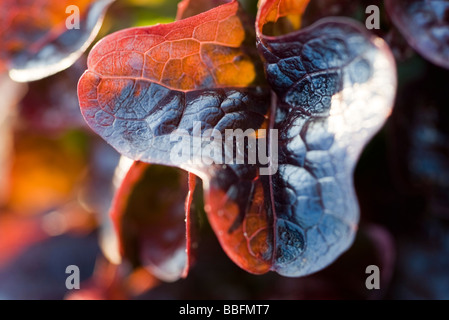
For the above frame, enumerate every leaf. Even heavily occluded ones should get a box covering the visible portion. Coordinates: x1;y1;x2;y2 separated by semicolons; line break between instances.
256;0;310;36
78;0;396;277
385;0;449;69
0;0;114;82
109;160;195;282
204;0;396;276
79;138;121;224
256;0;396;162
78;0;269;172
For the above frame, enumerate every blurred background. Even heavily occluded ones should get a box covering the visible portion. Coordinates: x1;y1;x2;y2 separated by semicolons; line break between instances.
0;0;448;299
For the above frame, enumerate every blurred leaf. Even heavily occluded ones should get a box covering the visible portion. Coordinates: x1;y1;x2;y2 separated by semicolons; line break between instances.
79;138;121;223
386;0;449;69
0;0;114;82
109;161;195;282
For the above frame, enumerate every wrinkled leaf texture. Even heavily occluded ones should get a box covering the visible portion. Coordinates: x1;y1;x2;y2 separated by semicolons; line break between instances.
78;0;396;277
103;0;206;281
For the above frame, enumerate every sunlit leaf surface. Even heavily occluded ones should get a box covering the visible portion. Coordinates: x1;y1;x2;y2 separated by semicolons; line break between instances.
206;0;397;276
78;0;396;276
78;0;268;171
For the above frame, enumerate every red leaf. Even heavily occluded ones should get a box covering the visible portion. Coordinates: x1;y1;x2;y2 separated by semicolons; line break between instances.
184;172;197;277
256;0;309;36
79;0;257;92
78;0;267;169
109;160;195;281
